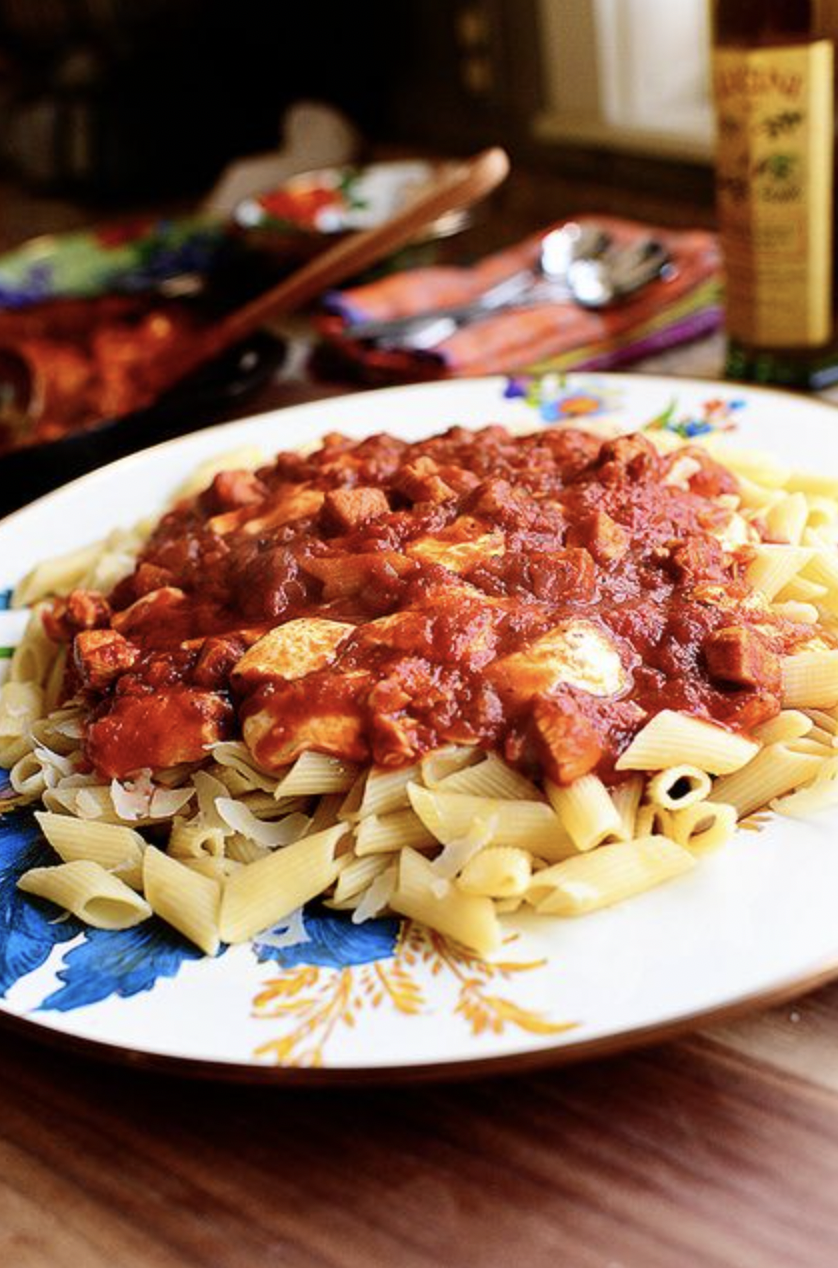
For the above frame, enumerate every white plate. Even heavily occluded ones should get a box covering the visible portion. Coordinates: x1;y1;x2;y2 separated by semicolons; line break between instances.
2;372;838;1082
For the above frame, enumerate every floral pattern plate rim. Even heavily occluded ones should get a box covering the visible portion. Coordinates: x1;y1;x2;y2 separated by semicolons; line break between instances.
2;372;838;1083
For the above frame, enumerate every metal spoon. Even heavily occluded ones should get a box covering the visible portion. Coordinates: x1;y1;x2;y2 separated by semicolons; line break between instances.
566;238;671;309
354;222;613;350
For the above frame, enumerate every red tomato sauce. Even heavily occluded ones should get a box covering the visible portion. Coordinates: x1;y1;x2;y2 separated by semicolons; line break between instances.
47;425;816;784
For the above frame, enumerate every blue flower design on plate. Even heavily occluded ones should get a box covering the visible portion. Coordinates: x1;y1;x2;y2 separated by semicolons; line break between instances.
39;921;206;1013
0;806;206;1011
0;809;81;996
253;907;400;970
0;805;400;1013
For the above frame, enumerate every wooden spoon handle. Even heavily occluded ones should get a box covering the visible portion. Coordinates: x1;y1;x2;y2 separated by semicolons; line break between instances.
198;146;510;362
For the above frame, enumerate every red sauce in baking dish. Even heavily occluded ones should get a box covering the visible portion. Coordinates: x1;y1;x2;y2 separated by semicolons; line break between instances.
0;297;199;454
47;426;816;783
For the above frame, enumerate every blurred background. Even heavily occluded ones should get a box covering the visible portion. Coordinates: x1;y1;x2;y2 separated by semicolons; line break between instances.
0;0;728;510
0;0;715;219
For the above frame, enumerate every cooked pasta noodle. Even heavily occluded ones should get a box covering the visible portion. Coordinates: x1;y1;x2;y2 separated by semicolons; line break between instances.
389;847;501;957
219;824;347;944
545;775;623;851
143;846;221;956
665;801;737;854
645;766;712;810
18;860;151;929
781;650;838;708
531;836;696;916
457;847;533;898
615;711;759;775
35;811;146;888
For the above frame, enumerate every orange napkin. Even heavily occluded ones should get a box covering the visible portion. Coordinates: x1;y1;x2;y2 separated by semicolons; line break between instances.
317;214;721;383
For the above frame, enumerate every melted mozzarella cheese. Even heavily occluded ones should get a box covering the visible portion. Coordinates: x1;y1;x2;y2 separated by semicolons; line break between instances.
407;528;504;573
487;620;627;703
709;510;758;552
693;583;770;613
233;618;353;686
242;669;370;769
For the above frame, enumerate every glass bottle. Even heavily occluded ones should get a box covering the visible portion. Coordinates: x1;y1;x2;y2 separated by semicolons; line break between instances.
711;0;837;388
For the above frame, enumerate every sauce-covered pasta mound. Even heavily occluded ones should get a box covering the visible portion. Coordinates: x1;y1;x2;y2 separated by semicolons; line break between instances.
44;427;811;784
4;422;838;960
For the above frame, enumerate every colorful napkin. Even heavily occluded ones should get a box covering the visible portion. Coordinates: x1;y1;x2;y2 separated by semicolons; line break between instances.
317;214;721;384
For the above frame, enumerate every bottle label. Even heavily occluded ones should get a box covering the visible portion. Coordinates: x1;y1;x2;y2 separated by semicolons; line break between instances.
713;41;834;348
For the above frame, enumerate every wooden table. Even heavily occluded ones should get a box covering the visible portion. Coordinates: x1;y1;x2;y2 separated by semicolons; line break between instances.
4;178;838;1268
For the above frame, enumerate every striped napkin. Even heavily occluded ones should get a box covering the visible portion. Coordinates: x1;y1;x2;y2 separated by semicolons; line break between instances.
317;214;721;384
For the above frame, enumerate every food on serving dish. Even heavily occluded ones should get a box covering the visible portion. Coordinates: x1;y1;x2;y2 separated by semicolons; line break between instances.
3;420;838;958
0;296;201;455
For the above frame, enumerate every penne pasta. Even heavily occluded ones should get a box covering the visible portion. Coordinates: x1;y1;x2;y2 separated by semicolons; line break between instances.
390;847;501;957
354;808;437;855
10;751;47;799
35;810;146;888
332;854;392;904
546;774;623;851
701;438;789;487
457;846;533;898
273;751;359;797
531;836;696;916
0;680;44;767
220;824;347;943
735;473;787;512
18;860;151;929
408;784;575;860
610;775;644;842
13;541;102;606
770;755;838;817
308;792;345;834
435;752;542;801
645;765;712;810
182;856;244;883
665;801;737;853
168;816;226;859
802;495;838;528
745;545;814;601
633;803;671;839
752;710;813;745
765;493;809;546
143;847;221;956
42;645;68;714
712;743;824;818
9;608;58;687
615;711;759;775
786;470;838;499
223;835;271;864
781;650;838;708
209;741;280;793
357;764;420;818
801;548;838;599
419;745;482;787
771;600;821;624
775;576;829;605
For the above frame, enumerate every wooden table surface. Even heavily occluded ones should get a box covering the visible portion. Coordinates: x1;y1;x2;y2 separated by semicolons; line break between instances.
3;174;838;1268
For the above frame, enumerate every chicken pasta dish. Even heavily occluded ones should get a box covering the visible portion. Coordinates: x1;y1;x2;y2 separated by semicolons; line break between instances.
3;420;838;957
